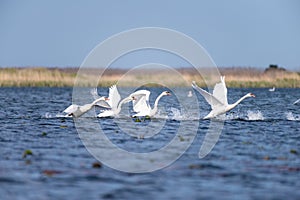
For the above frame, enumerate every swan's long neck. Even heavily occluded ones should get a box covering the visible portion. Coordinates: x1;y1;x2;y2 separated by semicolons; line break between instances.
73;98;104;117
92;98;102;105
150;93;165;116
115;97;130;114
227;94;249;111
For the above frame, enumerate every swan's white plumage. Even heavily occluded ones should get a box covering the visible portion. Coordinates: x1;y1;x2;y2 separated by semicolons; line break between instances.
192;76;255;119
92;85;134;117
191;84;224;111
212;76;228;106
269;87;275;92
130;90;171;117
131;90;151;114
63;97;110;118
63;104;78;114
107;85;121;110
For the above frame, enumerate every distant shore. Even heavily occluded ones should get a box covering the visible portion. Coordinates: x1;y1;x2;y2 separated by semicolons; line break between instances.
0;67;299;88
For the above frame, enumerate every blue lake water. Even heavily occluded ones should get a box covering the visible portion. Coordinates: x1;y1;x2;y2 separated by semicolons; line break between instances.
0;87;299;199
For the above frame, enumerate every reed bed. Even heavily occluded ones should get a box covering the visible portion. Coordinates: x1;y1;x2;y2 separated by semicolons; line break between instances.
0;67;299;88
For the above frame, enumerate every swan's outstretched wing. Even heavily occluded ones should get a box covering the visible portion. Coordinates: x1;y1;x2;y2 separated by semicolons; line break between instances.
95;99;111;109
90;88;101;99
63;104;78;114
212;76;228;106
293;98;300;105
192;81;224;110
131;90;151;113
108;85;121;109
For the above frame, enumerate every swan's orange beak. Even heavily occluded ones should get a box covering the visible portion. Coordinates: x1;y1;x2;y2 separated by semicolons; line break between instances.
250;93;255;97
166;91;171;96
105;97;110;101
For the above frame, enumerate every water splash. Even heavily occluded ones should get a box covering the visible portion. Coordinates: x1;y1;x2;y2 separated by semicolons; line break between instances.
246;110;264;121
225;112;240;120
286;112;300;121
56;113;71;118
169;107;184;120
168;107;199;120
44;112;72;119
44;112;54;118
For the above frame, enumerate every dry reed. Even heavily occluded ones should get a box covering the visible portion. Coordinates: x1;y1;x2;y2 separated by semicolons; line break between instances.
0;67;299;88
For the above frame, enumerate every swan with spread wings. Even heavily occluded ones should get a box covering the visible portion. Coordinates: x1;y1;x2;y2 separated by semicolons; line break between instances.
63;97;110;118
130;90;171;117
192;76;255;119
91;85;135;117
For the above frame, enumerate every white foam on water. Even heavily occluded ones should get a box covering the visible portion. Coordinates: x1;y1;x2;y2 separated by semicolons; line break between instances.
225;112;240;120
246;110;264;121
57;114;72;118
44;112;69;118
44;112;55;118
168;107;199;121
286;112;300;121
169;107;184;120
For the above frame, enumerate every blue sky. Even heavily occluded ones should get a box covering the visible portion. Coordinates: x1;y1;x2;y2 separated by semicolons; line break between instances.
0;0;299;70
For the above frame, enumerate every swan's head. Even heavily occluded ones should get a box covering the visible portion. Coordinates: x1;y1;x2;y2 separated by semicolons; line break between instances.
247;93;256;98
123;96;136;103
101;97;110;101
131;96;137;100
94;96;109;102
162;91;171;96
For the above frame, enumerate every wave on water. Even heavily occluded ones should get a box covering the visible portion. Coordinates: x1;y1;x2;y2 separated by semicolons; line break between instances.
286;112;300;121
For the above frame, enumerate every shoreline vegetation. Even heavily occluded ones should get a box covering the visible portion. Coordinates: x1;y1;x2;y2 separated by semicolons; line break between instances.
0;66;299;88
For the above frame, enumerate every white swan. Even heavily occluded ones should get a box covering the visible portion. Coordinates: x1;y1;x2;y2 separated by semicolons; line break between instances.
187;90;193;97
92;85;135;117
130;90;171;117
269;87;275;92
192;76;255;119
63;97;110;118
293;98;300;105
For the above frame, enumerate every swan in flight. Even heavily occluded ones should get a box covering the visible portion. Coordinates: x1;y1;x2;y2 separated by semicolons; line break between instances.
130;90;171;117
269;87;275;92
91;85;135;117
192;76;255;119
63;97;110;118
293;98;300;105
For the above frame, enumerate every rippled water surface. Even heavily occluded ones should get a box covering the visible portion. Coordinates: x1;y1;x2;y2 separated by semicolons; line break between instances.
0;87;299;199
